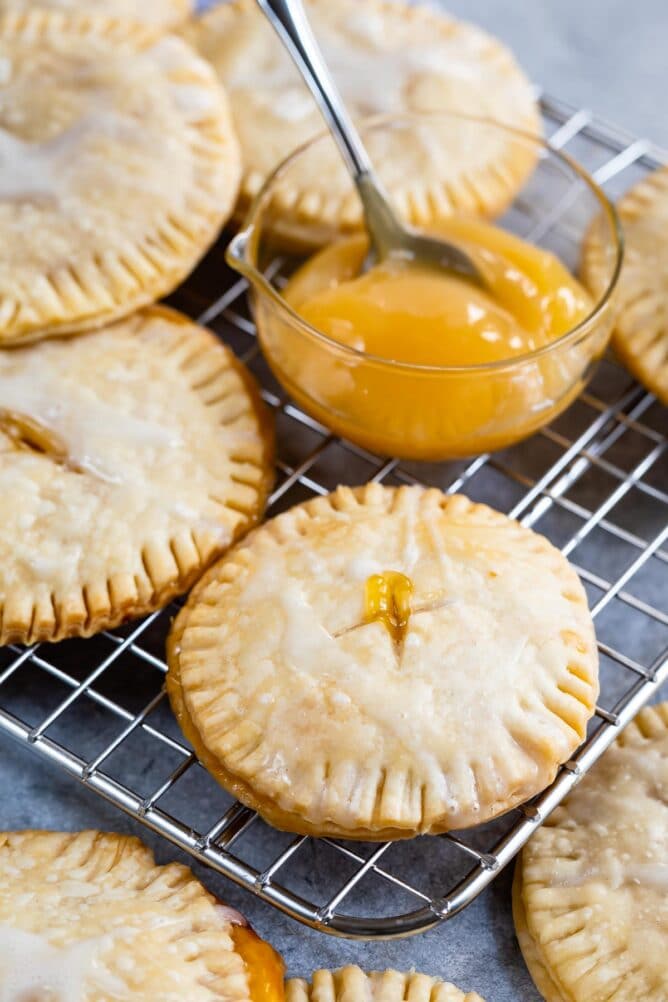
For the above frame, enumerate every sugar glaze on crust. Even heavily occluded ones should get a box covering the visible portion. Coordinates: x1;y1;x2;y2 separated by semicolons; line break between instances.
0;11;240;344
0;829;282;1001
189;0;540;235
168;483;598;840
0;306;273;645
514;702;668;1002
0;0;193;30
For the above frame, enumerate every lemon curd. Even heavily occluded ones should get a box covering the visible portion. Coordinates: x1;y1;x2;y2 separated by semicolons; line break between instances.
364;570;413;647
273;217;596;459
231;925;285;1002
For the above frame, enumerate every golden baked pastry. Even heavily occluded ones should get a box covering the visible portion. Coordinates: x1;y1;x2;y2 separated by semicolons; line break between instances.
286;966;485;1002
583;166;668;403
167;483;598;840
513;702;668;1002
0;306;273;645
0;829;285;1001
188;0;540;236
0;0;192;30
0;11;240;345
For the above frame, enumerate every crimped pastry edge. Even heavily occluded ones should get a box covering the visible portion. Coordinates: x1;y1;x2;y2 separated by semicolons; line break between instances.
513;702;668;1002
0;305;274;645
0;11;241;344
168;483;598;839
582;166;668;404
189;0;541;232
0;828;284;1001
285;965;485;1002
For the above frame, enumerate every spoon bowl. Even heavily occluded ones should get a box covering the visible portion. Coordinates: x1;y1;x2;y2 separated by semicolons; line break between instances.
355;175;484;282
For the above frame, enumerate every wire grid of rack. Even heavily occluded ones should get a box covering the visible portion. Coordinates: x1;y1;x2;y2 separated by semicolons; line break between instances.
0;94;666;939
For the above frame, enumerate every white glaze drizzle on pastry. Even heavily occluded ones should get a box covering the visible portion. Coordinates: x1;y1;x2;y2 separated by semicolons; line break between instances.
0;368;178;481
0;90;209;205
226;12;516;122
550;739;668;893
0;316;262;601
0;38;215;207
231;515;588;814
0;926;123;1002
554;859;668;891
0;128;68;202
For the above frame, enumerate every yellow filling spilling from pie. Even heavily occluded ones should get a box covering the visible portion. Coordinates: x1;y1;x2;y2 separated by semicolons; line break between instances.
231;924;285;1002
364;570;414;645
0;409;68;461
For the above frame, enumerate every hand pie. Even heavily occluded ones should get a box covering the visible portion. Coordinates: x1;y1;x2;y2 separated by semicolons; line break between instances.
188;0;540;238
0;11;240;345
286;966;485;1002
0;306;273;645
583;166;668;403
0;0;192;30
0;829;285;1001
167;483;598;839
513;702;668;1002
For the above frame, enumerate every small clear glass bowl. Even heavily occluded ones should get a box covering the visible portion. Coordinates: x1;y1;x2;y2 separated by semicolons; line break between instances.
227;113;622;462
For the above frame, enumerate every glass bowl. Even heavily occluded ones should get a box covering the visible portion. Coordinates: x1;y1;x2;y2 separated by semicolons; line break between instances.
227;113;622;461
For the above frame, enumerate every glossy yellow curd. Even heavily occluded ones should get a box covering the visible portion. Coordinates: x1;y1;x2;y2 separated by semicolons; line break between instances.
270;216;596;459
285;218;591;366
364;570;413;647
231;924;285;1002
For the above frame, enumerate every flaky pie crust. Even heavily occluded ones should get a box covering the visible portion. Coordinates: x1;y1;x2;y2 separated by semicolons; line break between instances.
188;0;540;238
285;966;485;1002
513;702;668;1002
0;306;273;645
168;483;598;840
0;11;240;344
0;829;283;1001
583;166;668;404
0;0;193;30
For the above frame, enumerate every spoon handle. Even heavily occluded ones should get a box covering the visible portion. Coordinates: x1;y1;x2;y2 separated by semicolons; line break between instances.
255;0;373;179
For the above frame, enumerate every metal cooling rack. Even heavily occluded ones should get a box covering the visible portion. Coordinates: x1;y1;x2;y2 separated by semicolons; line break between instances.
0;94;666;940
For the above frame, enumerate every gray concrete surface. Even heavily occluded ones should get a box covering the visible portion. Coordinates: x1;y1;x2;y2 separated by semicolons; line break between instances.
0;3;666;1000
199;0;668;146
444;0;668;146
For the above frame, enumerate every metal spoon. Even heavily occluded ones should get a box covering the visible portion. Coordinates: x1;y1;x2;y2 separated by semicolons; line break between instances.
255;0;484;285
